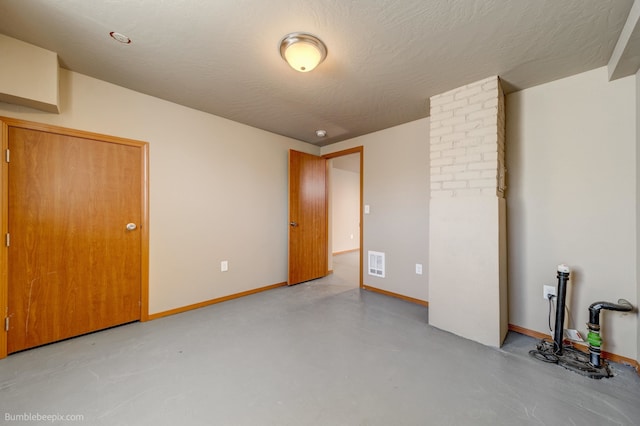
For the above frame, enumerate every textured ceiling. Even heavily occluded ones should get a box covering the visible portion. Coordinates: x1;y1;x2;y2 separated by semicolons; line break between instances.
0;0;636;146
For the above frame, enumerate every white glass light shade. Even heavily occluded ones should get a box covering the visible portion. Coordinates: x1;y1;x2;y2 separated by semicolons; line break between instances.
284;42;322;72
280;33;327;73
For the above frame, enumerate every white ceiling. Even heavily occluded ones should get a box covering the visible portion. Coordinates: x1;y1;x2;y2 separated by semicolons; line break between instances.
0;0;637;146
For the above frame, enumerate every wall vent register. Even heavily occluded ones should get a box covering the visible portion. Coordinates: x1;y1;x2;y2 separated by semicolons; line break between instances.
368;251;385;278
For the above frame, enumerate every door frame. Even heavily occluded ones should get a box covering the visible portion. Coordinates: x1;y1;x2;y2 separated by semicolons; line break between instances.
0;117;150;359
322;146;364;288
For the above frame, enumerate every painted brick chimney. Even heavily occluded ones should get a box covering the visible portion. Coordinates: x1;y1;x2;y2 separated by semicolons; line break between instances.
428;76;508;347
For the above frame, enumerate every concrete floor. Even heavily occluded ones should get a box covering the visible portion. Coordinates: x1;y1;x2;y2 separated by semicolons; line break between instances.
1;251;639;425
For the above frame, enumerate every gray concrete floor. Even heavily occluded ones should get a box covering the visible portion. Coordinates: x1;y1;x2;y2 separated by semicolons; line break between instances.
1;251;639;425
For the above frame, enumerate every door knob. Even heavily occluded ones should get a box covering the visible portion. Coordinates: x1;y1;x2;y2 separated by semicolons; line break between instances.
290;221;298;227
126;223;137;231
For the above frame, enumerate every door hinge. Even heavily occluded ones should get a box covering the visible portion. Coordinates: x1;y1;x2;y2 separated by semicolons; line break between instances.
5;233;9;247
5;149;9;163
4;317;8;332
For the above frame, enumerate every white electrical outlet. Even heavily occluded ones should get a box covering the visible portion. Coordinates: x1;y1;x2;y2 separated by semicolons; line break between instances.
543;285;556;300
221;261;228;272
415;264;423;275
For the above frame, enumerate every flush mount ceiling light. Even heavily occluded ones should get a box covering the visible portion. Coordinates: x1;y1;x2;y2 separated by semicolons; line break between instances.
279;32;327;72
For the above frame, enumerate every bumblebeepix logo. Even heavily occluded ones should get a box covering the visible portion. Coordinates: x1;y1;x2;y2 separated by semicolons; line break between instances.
5;412;85;423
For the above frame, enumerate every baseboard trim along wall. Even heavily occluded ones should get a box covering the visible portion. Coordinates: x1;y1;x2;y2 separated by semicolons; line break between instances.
332;248;360;255
363;284;429;307
147;282;287;321
148;282;426;321
508;324;640;375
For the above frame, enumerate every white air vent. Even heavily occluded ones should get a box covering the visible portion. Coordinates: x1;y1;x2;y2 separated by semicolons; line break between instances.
368;251;385;278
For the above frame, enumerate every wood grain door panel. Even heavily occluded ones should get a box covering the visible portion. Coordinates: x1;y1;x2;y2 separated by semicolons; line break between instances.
288;150;328;285
7;127;142;353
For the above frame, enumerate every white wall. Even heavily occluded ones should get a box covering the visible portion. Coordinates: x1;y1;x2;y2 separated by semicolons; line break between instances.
322;118;430;302
507;67;637;359
0;68;317;315
331;167;360;253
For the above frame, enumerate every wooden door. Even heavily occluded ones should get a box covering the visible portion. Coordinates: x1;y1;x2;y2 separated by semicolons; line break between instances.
6;126;143;353
288;150;328;285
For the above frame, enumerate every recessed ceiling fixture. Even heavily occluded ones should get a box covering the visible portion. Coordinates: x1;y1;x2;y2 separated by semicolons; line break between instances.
315;130;327;137
109;31;131;44
279;32;327;72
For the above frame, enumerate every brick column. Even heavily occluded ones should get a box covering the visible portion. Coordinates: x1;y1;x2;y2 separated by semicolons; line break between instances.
428;76;508;347
430;77;505;198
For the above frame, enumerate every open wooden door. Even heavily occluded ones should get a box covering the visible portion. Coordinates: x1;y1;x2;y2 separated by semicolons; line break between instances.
288;150;328;285
2;119;148;355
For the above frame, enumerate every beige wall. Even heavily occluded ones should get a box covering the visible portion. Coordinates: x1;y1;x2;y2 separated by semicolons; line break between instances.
0;34;59;112
430;197;506;345
0;69;317;315
637;67;640;366
331;166;360;253
507;67;637;359
322;118;430;301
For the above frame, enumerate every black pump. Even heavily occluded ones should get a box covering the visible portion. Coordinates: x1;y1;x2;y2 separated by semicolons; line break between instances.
529;265;634;379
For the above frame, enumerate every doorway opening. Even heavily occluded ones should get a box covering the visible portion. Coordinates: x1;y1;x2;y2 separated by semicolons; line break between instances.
323;147;363;288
